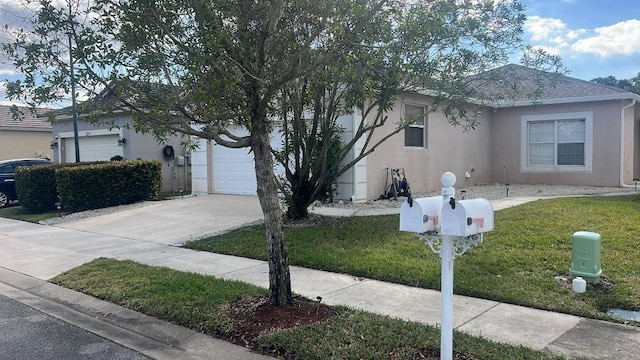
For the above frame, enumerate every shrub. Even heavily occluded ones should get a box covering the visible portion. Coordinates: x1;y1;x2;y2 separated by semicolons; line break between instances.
55;160;161;212
15;164;57;213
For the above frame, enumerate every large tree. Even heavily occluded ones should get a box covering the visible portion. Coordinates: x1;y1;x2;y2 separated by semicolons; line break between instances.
271;3;565;219
1;0;562;304
592;74;640;94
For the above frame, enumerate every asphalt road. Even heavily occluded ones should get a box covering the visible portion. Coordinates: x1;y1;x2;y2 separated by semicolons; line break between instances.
0;294;150;360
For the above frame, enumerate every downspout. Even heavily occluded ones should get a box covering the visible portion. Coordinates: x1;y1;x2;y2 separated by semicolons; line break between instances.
619;98;637;187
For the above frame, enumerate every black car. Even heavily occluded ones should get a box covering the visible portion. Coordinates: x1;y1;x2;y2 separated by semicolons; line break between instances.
0;158;54;208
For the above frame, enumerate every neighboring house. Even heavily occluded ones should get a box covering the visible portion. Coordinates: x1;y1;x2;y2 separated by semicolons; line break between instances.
48;109;191;195
0;105;52;160
192;64;640;201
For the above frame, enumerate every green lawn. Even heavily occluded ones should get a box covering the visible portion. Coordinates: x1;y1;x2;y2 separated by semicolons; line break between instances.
0;206;60;223
185;194;640;321
53;258;565;360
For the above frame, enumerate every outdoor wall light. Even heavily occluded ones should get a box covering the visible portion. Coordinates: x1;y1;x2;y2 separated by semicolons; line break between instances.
50;140;58;149
117;137;127;146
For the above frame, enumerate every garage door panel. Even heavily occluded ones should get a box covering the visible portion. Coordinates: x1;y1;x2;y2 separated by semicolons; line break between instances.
64;135;122;163
213;144;256;195
212;128;282;195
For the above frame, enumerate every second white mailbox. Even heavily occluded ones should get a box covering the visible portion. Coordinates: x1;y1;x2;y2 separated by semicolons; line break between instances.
441;198;494;237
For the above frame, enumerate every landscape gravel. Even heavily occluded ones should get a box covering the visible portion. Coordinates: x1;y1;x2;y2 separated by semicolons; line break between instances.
41;184;638;226
40;201;155;226
313;183;638;209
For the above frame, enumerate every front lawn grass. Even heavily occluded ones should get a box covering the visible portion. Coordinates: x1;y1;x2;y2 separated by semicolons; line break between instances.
0;205;60;223
185;194;640;321
53;258;267;336
53;258;564;360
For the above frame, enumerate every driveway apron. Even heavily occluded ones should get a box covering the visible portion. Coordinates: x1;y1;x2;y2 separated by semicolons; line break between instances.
55;195;263;245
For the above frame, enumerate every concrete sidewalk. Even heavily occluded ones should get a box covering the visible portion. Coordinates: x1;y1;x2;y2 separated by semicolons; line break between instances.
0;195;639;359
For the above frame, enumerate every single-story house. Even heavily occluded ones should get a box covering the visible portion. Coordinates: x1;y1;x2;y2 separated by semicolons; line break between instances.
191;64;640;200
48;110;191;195
0;105;53;160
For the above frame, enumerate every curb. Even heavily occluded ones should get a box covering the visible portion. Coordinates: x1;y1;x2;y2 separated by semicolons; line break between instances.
0;267;273;360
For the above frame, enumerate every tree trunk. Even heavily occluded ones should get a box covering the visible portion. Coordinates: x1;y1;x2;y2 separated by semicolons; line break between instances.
252;124;293;306
286;195;310;219
286;177;312;220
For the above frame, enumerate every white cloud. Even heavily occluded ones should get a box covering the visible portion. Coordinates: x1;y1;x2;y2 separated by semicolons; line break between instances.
526;16;640;58
529;44;561;56
0;68;18;75
524;16;585;54
572;20;640;57
0;80;8;103
525;16;570;42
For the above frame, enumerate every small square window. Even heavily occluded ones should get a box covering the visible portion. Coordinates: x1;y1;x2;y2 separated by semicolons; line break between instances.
404;104;426;147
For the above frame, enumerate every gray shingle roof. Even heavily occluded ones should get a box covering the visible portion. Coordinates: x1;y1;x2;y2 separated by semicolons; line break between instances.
44;81;179;119
0;105;52;129
468;64;638;106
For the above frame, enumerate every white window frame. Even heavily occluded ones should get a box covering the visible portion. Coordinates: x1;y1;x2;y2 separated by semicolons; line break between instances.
520;112;593;173
404;103;427;148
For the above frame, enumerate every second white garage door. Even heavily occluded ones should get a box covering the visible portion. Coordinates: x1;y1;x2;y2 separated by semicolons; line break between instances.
213;145;256;195
212;129;283;195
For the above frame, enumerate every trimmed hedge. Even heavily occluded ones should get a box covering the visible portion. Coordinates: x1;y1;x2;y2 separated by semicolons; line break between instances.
15;164;57;213
55;160;162;212
14;160;161;213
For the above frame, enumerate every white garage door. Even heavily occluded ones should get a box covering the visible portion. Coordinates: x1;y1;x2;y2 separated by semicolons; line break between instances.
213;129;283;195
63;135;122;163
213;145;256;195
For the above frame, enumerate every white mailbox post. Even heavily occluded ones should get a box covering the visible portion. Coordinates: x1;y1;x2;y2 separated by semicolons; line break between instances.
399;172;494;360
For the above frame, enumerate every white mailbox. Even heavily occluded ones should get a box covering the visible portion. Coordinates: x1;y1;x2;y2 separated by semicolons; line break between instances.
399;196;442;234
441;198;494;237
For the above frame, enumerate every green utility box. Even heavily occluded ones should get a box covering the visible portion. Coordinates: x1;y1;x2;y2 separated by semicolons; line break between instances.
570;231;602;284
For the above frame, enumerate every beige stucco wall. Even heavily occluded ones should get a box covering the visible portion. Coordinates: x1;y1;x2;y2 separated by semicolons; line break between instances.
0;129;52;160
364;93;492;199
623;102;640;186
632;103;640;182
490;100;630;186
52;115;190;194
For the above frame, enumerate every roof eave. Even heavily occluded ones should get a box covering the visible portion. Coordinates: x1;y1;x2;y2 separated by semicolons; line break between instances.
44;108;129;121
492;92;640;108
0;126;52;132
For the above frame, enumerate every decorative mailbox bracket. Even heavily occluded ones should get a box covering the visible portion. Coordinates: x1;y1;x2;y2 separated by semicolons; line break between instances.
421;232;483;258
400;172;494;360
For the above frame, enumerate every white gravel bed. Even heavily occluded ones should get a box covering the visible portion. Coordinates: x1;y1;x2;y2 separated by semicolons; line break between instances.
40;184;638;225
315;184;639;210
39;201;157;226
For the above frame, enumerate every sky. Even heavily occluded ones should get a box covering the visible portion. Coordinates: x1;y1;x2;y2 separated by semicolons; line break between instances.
521;0;640;81
0;0;639;105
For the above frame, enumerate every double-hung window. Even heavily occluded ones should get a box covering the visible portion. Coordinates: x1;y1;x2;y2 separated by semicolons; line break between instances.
521;112;592;172
404;104;427;147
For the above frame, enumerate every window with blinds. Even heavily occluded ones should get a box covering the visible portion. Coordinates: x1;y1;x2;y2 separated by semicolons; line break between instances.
527;119;585;166
521;112;592;173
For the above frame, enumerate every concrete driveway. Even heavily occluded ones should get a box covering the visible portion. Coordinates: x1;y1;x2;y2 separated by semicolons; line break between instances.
55;195;263;245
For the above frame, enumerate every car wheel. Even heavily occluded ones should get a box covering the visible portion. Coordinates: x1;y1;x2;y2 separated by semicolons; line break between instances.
0;190;8;208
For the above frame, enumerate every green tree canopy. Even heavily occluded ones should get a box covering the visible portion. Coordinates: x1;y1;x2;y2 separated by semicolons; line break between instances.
591;74;640;94
1;0;563;304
